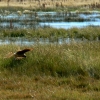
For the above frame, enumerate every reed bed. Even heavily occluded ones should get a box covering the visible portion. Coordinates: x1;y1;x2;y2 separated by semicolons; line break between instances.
0;6;24;12
0;41;100;78
0;6;70;12
0;41;100;99
0;27;100;41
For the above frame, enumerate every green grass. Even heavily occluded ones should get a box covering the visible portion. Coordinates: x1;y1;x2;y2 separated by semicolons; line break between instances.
0;41;100;99
0;26;100;99
0;26;100;41
1;42;99;78
0;6;78;12
0;5;98;12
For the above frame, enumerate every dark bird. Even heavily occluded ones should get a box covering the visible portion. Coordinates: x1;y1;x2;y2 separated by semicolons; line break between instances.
14;48;32;58
5;48;32;59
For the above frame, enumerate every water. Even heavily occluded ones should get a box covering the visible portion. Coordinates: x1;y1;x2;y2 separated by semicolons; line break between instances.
0;11;100;45
40;21;100;29
0;11;100;29
0;37;82;45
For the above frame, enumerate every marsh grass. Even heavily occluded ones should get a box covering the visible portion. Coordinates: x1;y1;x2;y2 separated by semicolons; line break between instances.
0;3;100;100
0;42;100;99
0;27;100;41
0;6;24;12
0;41;100;78
0;42;100;100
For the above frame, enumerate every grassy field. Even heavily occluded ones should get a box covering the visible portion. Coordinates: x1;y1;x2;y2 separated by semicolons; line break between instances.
0;41;100;99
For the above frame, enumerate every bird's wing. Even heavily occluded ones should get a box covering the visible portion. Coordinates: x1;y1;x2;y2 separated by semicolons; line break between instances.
16;48;32;55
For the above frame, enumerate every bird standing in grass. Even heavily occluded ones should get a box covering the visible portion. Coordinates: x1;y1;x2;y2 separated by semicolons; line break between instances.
5;48;32;59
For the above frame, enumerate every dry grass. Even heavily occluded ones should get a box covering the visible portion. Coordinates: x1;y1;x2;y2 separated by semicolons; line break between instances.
0;42;100;99
0;0;100;8
0;75;100;100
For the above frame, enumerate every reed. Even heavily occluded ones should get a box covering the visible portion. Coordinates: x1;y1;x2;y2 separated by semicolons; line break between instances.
66;26;100;40
0;42;100;99
0;27;100;41
0;41;100;79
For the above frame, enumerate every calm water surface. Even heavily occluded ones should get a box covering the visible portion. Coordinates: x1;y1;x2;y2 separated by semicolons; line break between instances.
0;11;100;29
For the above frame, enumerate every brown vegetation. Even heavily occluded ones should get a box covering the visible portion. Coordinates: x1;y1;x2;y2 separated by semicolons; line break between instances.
0;0;100;8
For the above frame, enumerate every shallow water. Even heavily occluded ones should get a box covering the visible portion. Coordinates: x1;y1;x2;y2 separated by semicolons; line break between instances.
0;11;100;45
0;37;83;45
40;21;100;29
0;11;100;29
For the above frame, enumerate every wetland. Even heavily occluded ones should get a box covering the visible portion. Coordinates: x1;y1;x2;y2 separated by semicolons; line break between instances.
0;7;100;45
0;6;100;100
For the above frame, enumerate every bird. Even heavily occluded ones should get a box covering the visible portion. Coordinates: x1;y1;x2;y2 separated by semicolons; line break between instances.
5;48;32;59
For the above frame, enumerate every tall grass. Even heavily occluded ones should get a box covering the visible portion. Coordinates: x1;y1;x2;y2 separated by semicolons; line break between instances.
0;27;100;41
0;41;100;79
0;42;100;100
0;6;80;12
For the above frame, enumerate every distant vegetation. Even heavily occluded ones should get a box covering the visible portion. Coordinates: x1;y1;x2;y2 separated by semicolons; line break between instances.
0;26;100;41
